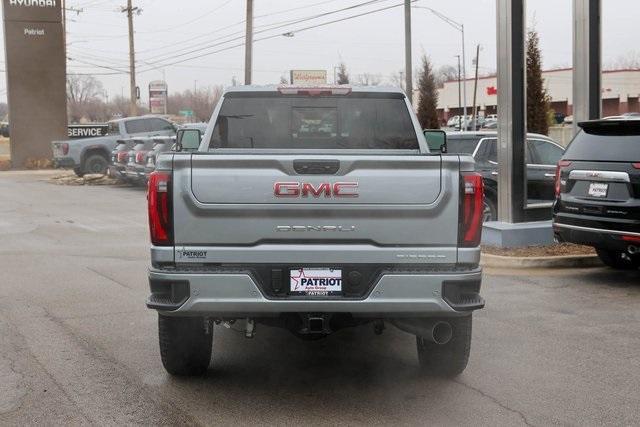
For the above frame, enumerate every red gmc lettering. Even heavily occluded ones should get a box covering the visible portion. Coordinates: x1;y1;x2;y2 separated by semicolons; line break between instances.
333;182;359;198
274;182;300;197
274;182;359;198
302;182;331;197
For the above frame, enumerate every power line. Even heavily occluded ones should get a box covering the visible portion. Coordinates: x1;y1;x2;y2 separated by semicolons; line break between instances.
138;0;416;72
138;0;389;65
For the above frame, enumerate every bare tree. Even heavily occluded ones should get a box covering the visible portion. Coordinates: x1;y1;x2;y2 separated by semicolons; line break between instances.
435;65;459;87
67;74;105;123
606;50;640;70
167;86;223;122
0;103;8;121
356;73;381;86
389;71;406;91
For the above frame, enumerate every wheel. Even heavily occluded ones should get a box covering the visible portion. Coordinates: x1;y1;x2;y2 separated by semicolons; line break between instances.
73;166;85;177
595;249;638;270
483;196;497;222
158;314;213;376
416;316;472;377
83;154;109;175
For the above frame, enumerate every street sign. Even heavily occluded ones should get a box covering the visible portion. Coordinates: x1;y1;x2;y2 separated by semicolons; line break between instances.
290;70;327;85
149;81;168;115
179;110;194;117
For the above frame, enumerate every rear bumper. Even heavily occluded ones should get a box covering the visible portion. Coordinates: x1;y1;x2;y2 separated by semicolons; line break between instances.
124;165;146;180
553;222;640;251
146;267;484;317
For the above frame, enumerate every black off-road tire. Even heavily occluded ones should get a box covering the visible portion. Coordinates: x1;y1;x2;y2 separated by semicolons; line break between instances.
595;249;637;270
83;154;109;175
158;315;213;376
416;316;472;377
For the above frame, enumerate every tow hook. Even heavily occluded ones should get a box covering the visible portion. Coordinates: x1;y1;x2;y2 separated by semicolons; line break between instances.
245;318;255;338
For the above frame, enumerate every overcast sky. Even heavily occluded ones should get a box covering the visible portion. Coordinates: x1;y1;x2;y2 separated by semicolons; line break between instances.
1;0;639;102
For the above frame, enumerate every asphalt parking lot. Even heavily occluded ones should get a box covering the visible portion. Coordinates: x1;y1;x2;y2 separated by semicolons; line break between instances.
0;170;639;426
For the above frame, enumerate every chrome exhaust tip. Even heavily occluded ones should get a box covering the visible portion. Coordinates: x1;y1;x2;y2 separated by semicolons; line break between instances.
430;321;453;345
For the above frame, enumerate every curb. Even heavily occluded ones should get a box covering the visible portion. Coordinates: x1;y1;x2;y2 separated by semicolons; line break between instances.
481;253;603;269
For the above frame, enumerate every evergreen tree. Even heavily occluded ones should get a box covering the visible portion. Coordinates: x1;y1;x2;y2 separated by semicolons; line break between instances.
336;62;349;85
526;28;551;135
416;54;440;129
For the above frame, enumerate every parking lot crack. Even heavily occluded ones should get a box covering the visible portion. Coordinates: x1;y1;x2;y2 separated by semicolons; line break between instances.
86;266;134;291
454;379;534;426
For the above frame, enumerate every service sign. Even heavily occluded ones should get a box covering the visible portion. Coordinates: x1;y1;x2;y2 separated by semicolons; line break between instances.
290;70;328;86
68;124;108;139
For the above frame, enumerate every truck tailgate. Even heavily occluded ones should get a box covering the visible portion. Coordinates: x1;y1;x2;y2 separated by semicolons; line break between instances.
172;154;461;257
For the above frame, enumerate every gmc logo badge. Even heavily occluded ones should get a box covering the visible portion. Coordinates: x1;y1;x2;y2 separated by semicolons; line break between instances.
274;182;359;198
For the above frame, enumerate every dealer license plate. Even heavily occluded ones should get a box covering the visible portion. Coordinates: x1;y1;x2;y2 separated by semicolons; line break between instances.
588;182;608;198
290;268;342;296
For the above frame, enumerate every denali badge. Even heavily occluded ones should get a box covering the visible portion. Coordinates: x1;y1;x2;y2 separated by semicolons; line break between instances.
274;182;359;198
276;225;356;232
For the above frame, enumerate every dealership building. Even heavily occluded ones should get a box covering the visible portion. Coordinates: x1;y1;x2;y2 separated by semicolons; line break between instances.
433;68;640;122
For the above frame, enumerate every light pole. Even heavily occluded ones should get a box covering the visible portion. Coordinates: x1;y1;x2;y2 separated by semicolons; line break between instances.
413;6;467;126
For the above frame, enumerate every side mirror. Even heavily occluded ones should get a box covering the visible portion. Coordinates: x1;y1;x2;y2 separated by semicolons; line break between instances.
424;129;447;153
176;129;202;152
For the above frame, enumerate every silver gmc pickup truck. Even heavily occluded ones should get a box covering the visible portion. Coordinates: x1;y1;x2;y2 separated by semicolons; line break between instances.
146;86;485;377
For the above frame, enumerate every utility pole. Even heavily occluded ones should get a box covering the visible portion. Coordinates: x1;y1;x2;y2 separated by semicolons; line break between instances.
461;24;467;127
404;0;413;102
244;0;253;85
456;55;462;131
123;0;139;117
472;44;481;130
62;3;84;60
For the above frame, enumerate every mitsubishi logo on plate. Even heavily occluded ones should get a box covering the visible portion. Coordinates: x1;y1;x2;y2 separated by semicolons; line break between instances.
274;182;359;198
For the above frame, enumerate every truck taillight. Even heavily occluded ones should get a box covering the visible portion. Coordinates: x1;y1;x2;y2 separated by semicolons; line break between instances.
148;171;173;246
555;160;572;197
61;143;69;155
117;151;128;163
459;173;484;247
633;163;640;169
136;151;146;164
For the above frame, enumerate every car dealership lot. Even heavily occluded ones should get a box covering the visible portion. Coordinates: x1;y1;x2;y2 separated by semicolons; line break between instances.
0;170;638;426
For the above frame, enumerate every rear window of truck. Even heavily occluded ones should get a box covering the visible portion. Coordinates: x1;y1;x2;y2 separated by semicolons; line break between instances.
208;93;419;150
566;121;640;161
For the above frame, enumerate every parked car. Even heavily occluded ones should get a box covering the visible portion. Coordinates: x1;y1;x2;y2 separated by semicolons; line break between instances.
144;136;176;177
553;119;640;269
146;85;485;377
481;120;498;130
109;138;137;179
124;137;157;183
446;115;470;128
52;116;177;177
446;131;565;221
